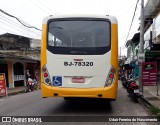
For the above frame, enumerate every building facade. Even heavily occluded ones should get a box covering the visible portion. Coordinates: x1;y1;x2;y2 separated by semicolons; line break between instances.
124;0;160;81
0;33;40;88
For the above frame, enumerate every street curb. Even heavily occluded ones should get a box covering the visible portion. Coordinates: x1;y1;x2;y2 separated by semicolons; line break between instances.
0;87;41;98
139;95;152;109
139;95;160;110
8;90;25;96
139;95;160;121
0;90;25;98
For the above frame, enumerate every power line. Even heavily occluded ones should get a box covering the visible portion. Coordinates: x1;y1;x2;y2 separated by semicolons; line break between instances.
0;18;41;38
29;0;50;15
0;25;14;33
40;0;59;14
120;2;138;17
0;15;29;29
0;19;40;38
0;8;41;31
0;24;32;39
124;0;139;46
0;19;28;34
0;14;41;38
0;15;41;36
38;0;57;13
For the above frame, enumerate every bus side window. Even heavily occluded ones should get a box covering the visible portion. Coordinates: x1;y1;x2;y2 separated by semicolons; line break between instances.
48;33;54;46
48;33;67;47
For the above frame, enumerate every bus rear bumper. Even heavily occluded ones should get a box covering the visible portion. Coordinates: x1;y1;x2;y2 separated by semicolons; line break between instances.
41;83;117;99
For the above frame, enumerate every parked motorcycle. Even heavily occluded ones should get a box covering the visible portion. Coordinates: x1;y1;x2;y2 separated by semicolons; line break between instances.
120;75;125;81
33;79;39;90
121;75;127;86
118;72;121;80
24;78;35;93
126;79;135;90
122;77;129;89
127;80;139;103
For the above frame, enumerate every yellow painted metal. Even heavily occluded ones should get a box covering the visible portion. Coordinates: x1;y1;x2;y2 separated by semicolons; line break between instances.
40;24;47;95
41;83;117;99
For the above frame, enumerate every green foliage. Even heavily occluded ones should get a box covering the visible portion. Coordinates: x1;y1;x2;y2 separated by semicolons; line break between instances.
149;106;160;120
150;106;160;115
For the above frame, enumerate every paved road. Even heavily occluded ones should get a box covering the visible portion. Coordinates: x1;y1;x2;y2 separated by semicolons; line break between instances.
0;81;159;125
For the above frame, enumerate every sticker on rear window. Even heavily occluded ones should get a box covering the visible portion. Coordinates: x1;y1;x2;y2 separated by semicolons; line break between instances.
53;76;62;86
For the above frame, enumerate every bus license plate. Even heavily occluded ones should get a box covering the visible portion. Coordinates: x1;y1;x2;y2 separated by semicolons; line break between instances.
134;89;139;93
72;77;85;83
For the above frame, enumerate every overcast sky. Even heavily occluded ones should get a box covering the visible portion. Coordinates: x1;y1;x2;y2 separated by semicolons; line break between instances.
0;0;147;55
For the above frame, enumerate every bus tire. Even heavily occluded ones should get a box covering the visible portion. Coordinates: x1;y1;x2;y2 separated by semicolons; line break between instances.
63;97;73;100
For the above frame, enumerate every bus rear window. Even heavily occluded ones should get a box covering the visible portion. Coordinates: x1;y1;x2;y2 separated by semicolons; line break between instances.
47;18;111;55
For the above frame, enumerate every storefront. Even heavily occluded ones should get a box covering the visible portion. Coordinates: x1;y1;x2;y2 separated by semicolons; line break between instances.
145;51;160;82
0;61;9;87
0;58;40;88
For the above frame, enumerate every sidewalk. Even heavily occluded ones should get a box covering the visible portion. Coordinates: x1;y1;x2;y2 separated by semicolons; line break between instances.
119;79;160;116
134;80;160;118
139;83;160;109
7;86;25;96
0;86;24;98
0;85;40;98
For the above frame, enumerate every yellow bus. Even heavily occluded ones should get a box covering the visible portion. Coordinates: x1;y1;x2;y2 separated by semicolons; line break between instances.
41;14;118;100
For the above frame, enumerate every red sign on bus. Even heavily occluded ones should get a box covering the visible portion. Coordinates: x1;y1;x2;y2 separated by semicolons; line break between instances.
0;73;7;96
142;62;157;86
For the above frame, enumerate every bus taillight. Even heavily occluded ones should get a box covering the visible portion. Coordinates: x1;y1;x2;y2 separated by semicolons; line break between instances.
42;65;51;85
44;73;48;77
109;74;114;79
105;66;116;86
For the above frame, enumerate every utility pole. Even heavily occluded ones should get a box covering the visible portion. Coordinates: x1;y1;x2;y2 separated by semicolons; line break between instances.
139;0;144;93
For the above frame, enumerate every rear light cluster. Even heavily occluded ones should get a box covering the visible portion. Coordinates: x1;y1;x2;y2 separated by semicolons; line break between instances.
42;65;51;86
105;66;116;86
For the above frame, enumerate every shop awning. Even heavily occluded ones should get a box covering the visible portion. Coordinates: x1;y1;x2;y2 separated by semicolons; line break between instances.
144;0;160;19
131;32;140;44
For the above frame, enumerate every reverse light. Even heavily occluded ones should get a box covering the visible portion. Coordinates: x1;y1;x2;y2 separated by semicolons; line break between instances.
107;79;112;84
105;66;116;86
42;65;51;86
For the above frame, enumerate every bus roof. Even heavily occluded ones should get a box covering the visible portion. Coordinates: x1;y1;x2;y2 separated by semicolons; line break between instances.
42;14;118;24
